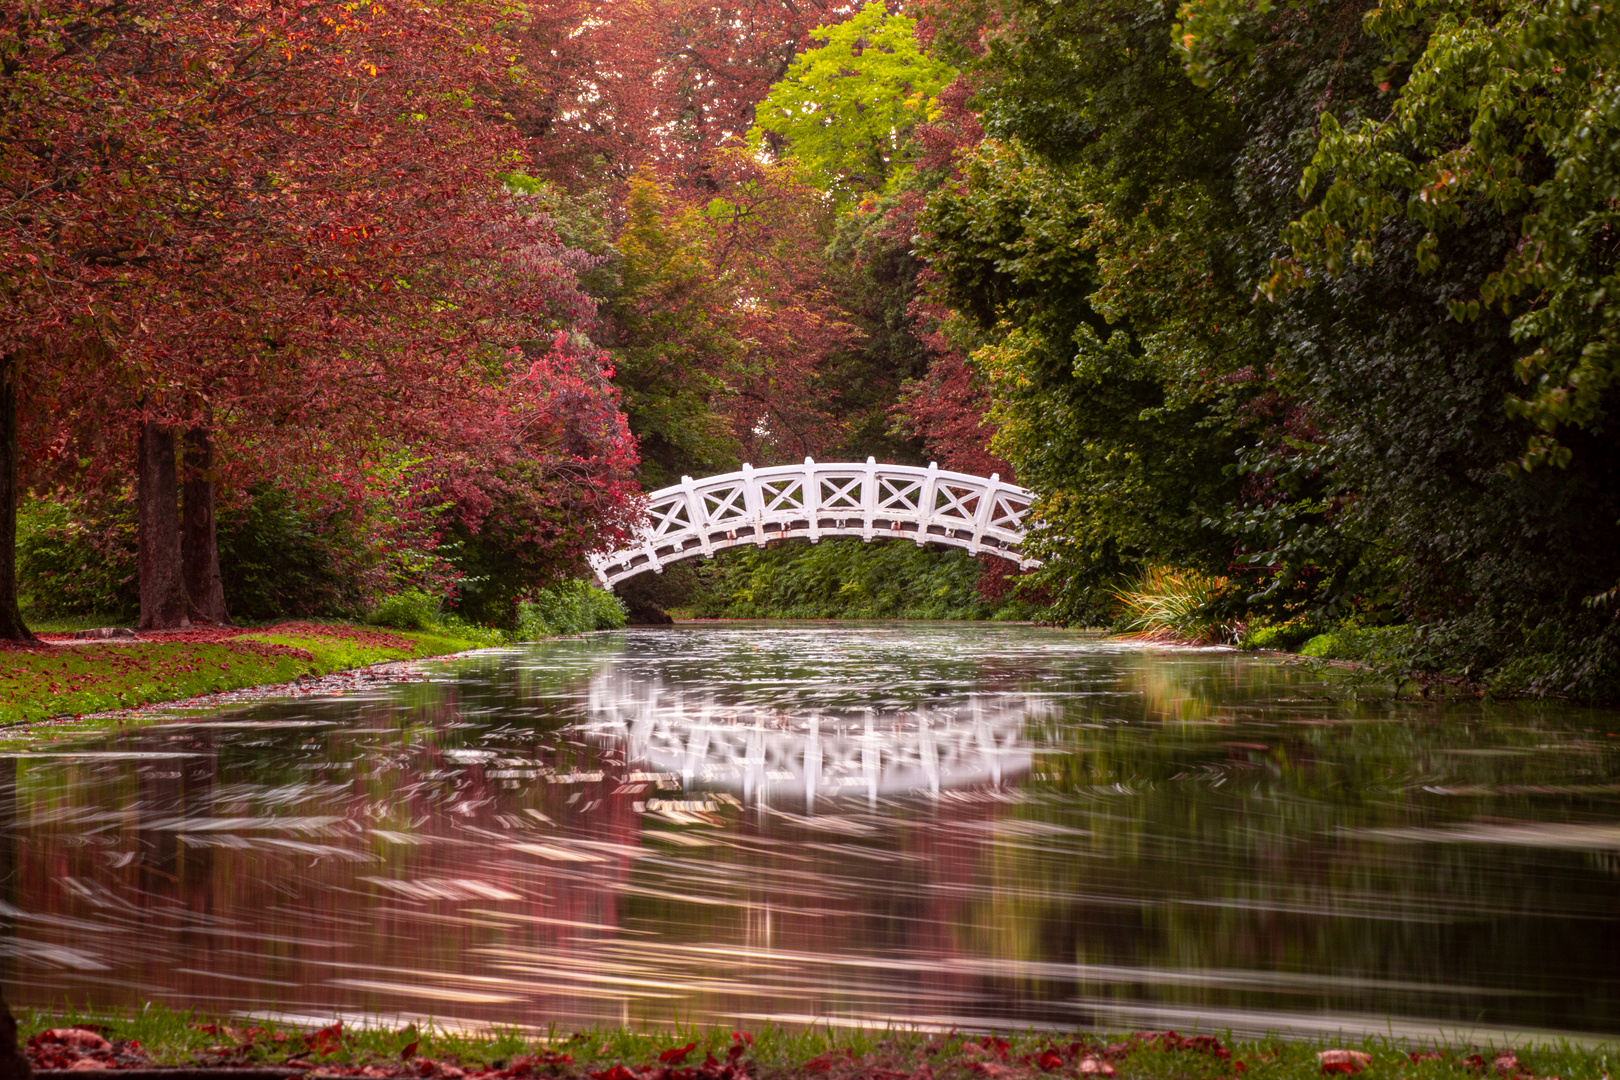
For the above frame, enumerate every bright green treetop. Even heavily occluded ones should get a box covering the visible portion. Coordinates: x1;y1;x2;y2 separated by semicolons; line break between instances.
751;2;956;208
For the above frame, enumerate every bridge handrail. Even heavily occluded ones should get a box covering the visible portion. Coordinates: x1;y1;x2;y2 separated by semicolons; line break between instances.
589;457;1039;588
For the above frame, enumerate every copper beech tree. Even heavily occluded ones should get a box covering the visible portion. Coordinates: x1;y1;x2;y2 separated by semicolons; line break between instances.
2;0;637;636
513;0;862;191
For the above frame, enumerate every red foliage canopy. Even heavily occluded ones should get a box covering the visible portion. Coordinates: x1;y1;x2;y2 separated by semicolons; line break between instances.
2;0;638;582
513;0;861;191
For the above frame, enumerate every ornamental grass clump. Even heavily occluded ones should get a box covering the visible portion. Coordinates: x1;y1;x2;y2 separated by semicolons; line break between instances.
1112;567;1234;643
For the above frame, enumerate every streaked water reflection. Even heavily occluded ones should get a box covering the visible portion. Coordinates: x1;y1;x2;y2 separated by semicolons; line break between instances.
3;625;1619;1041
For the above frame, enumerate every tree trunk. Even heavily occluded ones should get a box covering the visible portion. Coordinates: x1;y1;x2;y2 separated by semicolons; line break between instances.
182;425;229;624
137;420;191;631
0;356;35;644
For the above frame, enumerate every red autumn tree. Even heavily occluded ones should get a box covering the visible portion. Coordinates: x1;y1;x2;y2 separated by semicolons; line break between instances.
512;0;863;192
2;0;636;635
699;150;860;464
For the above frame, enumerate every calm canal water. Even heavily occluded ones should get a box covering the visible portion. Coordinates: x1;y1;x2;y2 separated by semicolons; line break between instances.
4;624;1620;1041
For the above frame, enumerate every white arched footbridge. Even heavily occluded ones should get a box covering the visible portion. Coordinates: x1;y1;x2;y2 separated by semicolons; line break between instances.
589;458;1038;588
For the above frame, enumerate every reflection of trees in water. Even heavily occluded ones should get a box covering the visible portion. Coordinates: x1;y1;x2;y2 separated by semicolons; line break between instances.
0;757;15;993
7;679;649;1021
3;638;1619;1035
944;655;1620;1033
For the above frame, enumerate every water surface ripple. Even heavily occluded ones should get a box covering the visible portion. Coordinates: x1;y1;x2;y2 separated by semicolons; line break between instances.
5;625;1620;1040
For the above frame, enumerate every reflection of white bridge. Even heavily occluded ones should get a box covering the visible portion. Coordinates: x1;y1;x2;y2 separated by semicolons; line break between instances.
582;671;1036;807
589;458;1037;588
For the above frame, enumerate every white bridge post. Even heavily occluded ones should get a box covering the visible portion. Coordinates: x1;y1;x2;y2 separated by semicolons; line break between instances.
683;475;713;557
861;456;877;541
803;456;820;543
916;461;940;547
741;462;766;547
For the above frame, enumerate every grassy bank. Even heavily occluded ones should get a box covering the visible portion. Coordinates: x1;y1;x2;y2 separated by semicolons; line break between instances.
12;1005;1614;1079
0;622;487;723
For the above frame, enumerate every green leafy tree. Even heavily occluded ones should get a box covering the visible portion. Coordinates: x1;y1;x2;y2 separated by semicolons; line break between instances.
600;177;746;488
1270;0;1620;476
922;0;1620;695
752;1;957;207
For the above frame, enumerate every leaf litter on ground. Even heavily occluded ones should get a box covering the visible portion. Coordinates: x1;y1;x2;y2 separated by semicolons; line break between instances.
12;1009;1616;1080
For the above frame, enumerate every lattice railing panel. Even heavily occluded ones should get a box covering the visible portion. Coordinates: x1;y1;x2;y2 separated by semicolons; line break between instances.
589;458;1039;587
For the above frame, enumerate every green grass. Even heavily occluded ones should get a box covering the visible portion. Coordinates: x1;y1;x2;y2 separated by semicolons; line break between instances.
11;1003;1616;1077
0;623;490;725
21;613;129;633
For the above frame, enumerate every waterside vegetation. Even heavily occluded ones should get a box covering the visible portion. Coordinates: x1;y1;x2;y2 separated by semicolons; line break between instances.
12;1005;1616;1080
0;578;626;724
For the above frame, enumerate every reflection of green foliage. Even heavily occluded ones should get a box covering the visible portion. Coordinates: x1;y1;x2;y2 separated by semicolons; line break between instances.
958;650;1620;1025
752;2;955;207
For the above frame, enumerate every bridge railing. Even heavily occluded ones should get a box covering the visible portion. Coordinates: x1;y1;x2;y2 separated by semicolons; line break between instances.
589;457;1037;588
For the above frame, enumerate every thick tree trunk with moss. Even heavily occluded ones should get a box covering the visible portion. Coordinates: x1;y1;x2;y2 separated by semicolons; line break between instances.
182;425;229;625
137;420;191;631
0;356;35;644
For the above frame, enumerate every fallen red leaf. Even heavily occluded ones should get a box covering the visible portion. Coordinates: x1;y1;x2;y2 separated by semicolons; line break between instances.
43;1030;112;1053
660;1045;697;1065
1037;1051;1063;1072
1318;1051;1373;1075
591;1067;637;1080
402;1042;420;1061
307;1022;343;1056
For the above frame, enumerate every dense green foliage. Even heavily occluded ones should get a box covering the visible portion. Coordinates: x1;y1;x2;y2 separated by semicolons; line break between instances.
515;579;629;638
19;488;379;624
911;0;1620;698
753;3;956;208
682;538;1035;621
